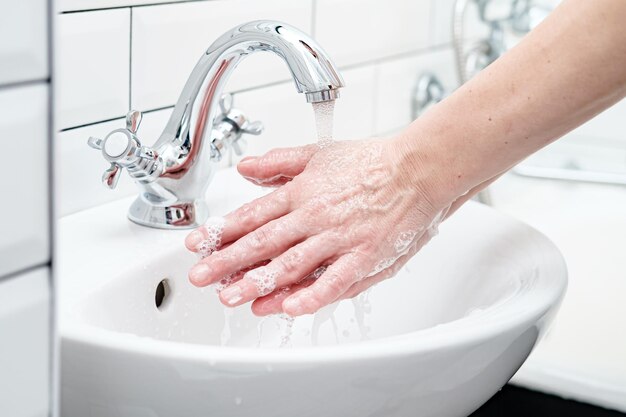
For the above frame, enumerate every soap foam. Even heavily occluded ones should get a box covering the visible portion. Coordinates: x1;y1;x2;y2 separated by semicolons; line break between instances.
214;273;234;293
245;268;277;296
197;217;226;259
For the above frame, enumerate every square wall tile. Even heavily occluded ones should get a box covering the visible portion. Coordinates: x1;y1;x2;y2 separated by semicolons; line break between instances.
0;0;48;86
332;65;376;140
0;84;49;278
56;9;130;129
374;47;457;134
0;268;50;417
315;0;431;68
131;0;313;111
230;82;317;164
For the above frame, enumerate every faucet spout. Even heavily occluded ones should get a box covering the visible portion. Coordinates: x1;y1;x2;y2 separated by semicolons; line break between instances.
126;20;344;229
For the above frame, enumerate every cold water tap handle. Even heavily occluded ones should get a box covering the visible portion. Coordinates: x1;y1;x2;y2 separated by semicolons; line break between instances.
87;110;162;189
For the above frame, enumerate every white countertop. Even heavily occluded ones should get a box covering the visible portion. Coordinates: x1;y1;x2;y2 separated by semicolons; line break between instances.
493;173;626;412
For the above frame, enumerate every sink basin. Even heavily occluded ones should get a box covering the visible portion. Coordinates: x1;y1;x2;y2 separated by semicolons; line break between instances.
58;168;567;417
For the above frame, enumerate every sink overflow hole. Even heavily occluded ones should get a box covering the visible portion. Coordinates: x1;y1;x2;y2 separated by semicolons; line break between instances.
155;279;171;310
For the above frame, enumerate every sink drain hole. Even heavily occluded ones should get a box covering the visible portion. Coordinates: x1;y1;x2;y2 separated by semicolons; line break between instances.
155;279;171;310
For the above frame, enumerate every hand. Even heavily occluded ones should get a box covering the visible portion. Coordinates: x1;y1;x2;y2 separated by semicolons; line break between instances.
185;137;452;316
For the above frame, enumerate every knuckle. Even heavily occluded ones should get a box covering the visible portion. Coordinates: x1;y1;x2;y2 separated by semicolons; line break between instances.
304;197;329;217
280;246;307;274
324;273;346;296
235;203;257;229
247;226;277;252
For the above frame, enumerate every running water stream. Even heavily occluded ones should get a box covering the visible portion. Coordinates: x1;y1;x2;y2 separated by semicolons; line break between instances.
312;100;336;147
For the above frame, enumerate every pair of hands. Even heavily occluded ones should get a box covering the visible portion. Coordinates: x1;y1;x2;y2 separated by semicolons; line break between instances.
185;138;450;316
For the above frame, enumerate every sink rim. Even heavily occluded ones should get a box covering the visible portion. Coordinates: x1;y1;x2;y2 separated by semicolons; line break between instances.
58;169;567;365
61;221;566;364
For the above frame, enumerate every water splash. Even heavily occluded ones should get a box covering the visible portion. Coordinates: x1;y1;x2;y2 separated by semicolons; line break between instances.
220;307;234;346
312;100;335;148
311;302;340;345
278;314;295;348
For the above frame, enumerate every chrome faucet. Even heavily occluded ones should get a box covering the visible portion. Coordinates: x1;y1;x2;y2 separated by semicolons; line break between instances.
88;20;344;229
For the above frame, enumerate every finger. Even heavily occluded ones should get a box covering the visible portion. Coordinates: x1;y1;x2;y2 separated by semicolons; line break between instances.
341;231;433;300
185;186;292;252
213;260;270;293
184;217;227;253
237;145;318;182
251;277;316;316
282;254;366;316
242;174;294;187
218;234;337;307
340;261;398;301
188;211;307;287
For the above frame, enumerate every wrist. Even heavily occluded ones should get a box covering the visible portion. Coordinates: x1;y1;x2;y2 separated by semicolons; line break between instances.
389;123;475;211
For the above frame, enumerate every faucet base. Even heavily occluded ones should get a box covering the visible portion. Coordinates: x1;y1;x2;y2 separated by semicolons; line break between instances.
127;197;209;230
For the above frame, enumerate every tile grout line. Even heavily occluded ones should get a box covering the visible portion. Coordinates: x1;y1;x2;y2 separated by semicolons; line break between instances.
129;7;133;110
0;78;51;92
0;262;52;284
59;0;211;14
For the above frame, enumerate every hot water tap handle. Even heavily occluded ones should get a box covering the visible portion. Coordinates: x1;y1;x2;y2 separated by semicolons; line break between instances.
87;110;161;189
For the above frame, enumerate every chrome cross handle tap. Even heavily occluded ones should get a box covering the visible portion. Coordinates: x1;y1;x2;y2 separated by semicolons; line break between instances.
87;110;162;189
87;20;344;229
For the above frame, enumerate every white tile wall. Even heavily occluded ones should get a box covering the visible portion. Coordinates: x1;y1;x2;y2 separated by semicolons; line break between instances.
375;47;457;134
231;81;316;163
57;9;130;129
332;65;377;140
0;268;51;417
315;0;431;67
0;84;50;278
56;0;470;215
0;2;53;416
0;0;49;86
429;0;490;47
131;0;313;111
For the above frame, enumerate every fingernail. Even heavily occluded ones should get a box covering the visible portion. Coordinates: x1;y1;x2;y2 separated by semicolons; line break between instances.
189;263;211;285
283;297;304;316
238;156;257;166
186;230;204;249
221;286;243;305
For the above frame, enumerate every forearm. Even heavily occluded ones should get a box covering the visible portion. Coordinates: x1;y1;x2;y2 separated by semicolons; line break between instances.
396;0;626;205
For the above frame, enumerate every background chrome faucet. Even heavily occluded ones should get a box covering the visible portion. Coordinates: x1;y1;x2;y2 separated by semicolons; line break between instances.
88;20;344;229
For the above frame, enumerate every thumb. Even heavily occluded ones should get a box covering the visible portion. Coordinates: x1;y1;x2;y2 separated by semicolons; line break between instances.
237;144;318;186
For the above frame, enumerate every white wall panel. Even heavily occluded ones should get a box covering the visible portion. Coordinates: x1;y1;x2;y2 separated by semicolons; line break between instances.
0;268;51;417
0;85;49;278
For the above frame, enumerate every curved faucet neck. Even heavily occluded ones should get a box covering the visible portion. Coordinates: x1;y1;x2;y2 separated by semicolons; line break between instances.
155;21;343;159
127;21;343;229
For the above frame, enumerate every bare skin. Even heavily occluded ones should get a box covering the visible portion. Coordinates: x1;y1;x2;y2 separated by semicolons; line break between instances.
186;0;626;316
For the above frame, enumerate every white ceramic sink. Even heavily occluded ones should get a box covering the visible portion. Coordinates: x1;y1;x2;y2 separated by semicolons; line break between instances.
58;168;567;417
